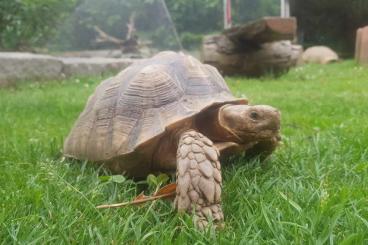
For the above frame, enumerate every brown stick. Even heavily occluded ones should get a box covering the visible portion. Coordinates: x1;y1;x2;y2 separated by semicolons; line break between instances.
126;12;136;41
93;25;124;46
96;192;175;209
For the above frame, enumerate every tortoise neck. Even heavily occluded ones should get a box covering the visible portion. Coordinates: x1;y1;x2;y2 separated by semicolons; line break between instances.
196;105;240;143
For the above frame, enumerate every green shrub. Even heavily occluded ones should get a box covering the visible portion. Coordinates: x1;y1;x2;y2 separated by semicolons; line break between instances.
0;0;77;51
180;32;203;50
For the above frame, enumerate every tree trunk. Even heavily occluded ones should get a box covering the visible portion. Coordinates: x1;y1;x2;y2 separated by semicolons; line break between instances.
201;34;302;76
224;17;297;44
201;17;301;76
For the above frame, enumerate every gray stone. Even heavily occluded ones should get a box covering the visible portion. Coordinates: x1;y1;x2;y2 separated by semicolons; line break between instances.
0;52;138;87
0;52;63;85
60;57;134;77
302;46;339;64
59;49;124;58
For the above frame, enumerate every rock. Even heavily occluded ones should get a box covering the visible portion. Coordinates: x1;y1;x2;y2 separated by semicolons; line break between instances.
302;46;339;64
0;52;63;86
59;49;124;58
0;52;137;87
60;57;134;77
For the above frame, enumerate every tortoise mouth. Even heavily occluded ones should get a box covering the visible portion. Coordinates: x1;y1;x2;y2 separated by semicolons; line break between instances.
237;129;281;144
235;131;281;152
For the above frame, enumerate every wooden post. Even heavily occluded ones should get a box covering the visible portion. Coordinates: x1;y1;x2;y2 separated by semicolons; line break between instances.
223;0;232;29
355;28;363;62
355;26;368;65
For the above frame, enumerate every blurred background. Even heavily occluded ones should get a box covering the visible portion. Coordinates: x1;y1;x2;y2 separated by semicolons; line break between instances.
0;0;367;57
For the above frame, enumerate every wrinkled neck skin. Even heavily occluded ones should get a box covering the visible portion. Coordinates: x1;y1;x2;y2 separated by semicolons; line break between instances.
195;106;260;158
195;106;239;143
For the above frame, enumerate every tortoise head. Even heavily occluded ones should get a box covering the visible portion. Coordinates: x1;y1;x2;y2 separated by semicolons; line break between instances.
218;104;281;143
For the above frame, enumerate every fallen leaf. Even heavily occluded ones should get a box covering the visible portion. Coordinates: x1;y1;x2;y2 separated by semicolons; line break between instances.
96;183;177;209
133;192;148;201
154;183;177;200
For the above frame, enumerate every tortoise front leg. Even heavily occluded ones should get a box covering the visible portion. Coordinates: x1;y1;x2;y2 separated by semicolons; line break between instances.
175;130;223;229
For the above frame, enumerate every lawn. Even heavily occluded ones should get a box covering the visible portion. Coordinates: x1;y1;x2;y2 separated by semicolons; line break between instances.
1;61;367;244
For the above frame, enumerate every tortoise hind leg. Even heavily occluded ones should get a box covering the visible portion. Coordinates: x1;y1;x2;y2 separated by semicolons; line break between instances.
175;130;223;229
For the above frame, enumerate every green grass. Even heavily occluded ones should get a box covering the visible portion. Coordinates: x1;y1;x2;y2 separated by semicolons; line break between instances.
1;61;368;244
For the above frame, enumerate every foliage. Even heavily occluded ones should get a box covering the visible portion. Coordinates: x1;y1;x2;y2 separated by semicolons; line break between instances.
165;0;222;34
0;0;77;51
49;0;182;51
165;0;279;33
52;0;279;50
1;62;368;242
49;0;140;51
180;32;204;50
99;175;126;184
165;0;279;49
231;0;280;24
1;0;368;53
0;0;280;51
146;173;170;191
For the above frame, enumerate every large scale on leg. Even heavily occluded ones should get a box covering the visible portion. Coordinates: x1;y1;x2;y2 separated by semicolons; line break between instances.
175;130;223;229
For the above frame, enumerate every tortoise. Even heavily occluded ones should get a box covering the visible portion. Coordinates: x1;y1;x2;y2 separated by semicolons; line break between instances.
64;51;281;228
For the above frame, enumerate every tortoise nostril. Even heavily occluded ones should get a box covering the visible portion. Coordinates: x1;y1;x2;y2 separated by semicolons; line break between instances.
250;111;258;119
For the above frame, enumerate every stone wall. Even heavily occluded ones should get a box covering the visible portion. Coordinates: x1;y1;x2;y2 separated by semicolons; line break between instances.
0;52;137;87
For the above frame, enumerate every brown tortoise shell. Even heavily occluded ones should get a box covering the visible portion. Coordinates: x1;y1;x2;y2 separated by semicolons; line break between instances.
63;51;247;164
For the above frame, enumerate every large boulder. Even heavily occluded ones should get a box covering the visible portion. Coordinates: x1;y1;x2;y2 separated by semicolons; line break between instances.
60;57;135;77
0;52;63;86
302;46;339;64
0;52;138;87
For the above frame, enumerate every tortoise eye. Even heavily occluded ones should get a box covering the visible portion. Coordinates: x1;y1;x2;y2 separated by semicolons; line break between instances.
250;111;258;120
